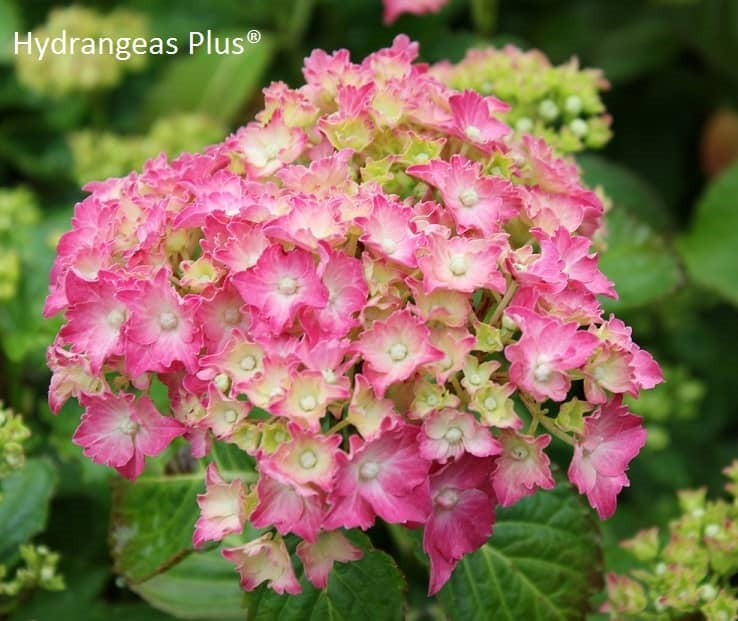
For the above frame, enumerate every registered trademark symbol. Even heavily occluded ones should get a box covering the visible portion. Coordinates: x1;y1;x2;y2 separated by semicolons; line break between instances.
247;30;261;44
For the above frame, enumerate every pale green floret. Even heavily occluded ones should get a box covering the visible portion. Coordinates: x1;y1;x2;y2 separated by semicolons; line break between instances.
565;95;583;115
570;118;589;137
515;117;534;132
538;99;559;120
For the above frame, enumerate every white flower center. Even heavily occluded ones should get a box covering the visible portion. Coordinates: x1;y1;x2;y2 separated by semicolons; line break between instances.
435;488;460;510
106;308;126;328
273;430;287;443
449;253;468;276
415;152;429;163
444;426;463;444
465;125;482;140
214;373;230;392
484;396;497;411
511;445;529;460
381;237;398;254
299;395;317;412
469;373;481;386
120;420;139;435
458;187;478;207
223;408;238;424
299;450;318;469
278;276;298;295
533;356;552;382
240;355;257;371
389;342;408;362
359;461;380;481
426;394;438;406
223;307;241;325
158;311;178;331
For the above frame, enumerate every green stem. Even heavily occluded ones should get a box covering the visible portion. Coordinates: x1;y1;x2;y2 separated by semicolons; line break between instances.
486;279;518;326
327;418;351;435
471;0;498;37
520;393;573;446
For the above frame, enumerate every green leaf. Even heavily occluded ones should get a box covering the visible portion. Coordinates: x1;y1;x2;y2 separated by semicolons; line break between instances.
677;162;738;305
577;154;681;311
131;547;245;620
439;481;602;621
110;471;204;583
140;31;276;126
577;154;672;230
244;531;406;621
589;17;678;84
599;209;681;311
0;459;56;564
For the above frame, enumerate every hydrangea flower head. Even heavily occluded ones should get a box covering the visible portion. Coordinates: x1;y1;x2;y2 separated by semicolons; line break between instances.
46;36;661;596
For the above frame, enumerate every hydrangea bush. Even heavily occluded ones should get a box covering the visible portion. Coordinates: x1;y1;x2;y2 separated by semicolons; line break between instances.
45;36;663;598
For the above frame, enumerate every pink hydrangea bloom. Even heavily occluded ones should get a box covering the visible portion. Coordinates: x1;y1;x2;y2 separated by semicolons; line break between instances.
419;408;501;463
505;306;599;401
222;533;301;595
73;393;185;480
568;396;647;519
296;531;363;589
193;463;246;547
45;35;663;597
424;454;496;594
492;430;555;506
354;309;444;398
324;423;431;530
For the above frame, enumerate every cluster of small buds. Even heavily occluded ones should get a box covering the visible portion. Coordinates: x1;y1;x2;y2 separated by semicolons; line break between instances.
0;404;31;480
604;461;738;621
45;36;662;595
68;113;227;185
14;6;149;96
432;45;613;153
0;544;64;601
0;187;39;300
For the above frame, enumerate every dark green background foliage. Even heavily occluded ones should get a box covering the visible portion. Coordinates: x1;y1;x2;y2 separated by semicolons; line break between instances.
1;0;737;619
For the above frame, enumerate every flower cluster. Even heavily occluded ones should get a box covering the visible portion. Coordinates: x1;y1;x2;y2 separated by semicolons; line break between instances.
46;36;662;595
432;45;612;153
68;113;227;185
604;461;738;621
0;404;30;479
0;187;39;301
